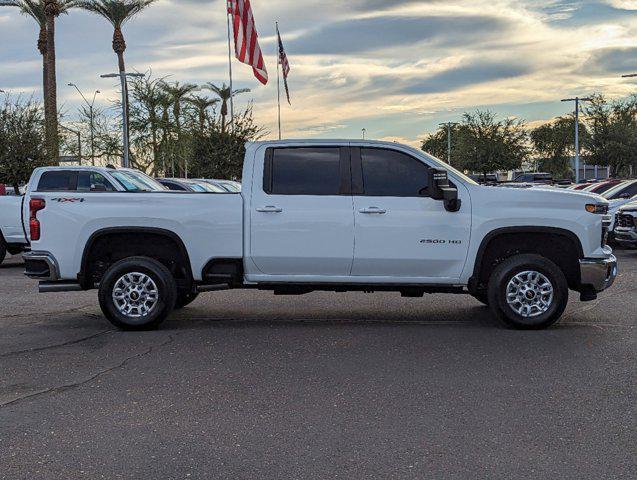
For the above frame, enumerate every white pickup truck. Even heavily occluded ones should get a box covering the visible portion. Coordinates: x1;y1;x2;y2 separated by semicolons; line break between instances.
0;194;28;264
23;140;617;330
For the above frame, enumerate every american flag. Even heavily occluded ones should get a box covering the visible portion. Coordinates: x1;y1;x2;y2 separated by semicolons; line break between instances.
277;24;291;105
227;0;268;85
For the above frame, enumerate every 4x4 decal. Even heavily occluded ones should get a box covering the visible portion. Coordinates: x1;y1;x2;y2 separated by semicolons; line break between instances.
51;198;85;203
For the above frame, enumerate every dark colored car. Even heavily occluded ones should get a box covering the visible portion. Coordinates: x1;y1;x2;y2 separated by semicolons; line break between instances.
583;179;623;194
468;174;498;184
513;172;553;184
157;178;227;193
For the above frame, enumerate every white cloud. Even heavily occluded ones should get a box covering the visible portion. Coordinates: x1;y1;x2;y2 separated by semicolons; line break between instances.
3;0;637;143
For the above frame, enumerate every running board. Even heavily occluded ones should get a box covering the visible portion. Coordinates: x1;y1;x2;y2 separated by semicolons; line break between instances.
39;281;83;293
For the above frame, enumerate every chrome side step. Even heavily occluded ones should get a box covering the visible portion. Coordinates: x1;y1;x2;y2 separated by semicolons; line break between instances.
39;281;84;293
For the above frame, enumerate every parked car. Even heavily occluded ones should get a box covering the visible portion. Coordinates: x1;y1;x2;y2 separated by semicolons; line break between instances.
468;174;498;185
0;194;28;264
601;179;637;201
512;172;553;184
157;178;227;193
197;179;242;193
22;140;616;332
582;179;623;194
614;201;637;248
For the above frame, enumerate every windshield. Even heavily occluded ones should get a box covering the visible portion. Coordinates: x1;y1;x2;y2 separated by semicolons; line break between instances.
188;182;209;192
220;181;241;192
111;170;166;192
602;181;631;199
201;182;228;193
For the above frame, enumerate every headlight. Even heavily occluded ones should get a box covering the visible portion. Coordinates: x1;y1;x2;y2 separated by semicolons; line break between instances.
586;204;609;214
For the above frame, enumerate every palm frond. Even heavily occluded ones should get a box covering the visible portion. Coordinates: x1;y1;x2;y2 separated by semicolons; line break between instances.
76;0;157;27
0;0;75;24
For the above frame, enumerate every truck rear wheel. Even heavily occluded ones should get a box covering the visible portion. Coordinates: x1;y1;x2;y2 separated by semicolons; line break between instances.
487;254;568;330
98;256;177;331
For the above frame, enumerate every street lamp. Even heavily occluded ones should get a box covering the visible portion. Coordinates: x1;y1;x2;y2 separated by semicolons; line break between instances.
561;97;592;184
439;122;459;166
100;72;144;168
362;128;367;140
68;83;100;166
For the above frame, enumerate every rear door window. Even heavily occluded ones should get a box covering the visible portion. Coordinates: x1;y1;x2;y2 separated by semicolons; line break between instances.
265;147;344;195
37;171;76;191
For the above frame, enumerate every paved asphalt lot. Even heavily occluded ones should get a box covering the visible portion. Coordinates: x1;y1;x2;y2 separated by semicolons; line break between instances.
0;251;635;480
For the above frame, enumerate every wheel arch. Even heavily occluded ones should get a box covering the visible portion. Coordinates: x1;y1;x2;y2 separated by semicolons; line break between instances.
469;226;584;293
79;227;193;289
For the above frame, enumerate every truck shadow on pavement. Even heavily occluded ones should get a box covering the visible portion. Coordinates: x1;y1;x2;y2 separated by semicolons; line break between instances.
164;305;534;331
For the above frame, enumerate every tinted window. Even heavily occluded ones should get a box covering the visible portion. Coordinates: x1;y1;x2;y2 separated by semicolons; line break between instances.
161;181;187;191
622;182;637;197
360;148;429;197
77;172;116;192
270;148;342;195
38;171;74;191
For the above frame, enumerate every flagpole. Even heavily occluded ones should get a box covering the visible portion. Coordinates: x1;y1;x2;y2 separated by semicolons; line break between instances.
276;22;282;140
226;1;235;133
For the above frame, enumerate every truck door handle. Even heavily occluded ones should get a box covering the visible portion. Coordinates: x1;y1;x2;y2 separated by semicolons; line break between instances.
256;206;283;213
359;207;387;214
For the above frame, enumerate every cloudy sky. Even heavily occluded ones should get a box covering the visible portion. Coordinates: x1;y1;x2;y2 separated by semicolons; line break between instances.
2;0;637;145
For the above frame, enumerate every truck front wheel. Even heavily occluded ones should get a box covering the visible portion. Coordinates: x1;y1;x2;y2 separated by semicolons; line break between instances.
487;254;568;330
98;256;177;331
0;239;6;265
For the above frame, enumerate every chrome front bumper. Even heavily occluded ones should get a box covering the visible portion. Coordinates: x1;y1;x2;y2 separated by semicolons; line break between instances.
579;255;617;292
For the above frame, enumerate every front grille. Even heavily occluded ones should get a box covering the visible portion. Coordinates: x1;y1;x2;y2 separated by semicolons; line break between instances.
616;213;635;228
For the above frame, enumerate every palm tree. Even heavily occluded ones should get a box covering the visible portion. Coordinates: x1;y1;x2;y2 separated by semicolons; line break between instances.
0;0;74;160
77;0;157;160
204;82;250;133
161;82;198;177
161;82;198;134
187;95;218;132
77;0;156;74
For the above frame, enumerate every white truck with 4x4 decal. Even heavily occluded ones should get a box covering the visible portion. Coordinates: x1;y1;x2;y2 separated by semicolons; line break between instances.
23;140;617;330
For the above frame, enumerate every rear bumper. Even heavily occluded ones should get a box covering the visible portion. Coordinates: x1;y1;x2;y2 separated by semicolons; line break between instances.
23;251;59;280
579;255;617;293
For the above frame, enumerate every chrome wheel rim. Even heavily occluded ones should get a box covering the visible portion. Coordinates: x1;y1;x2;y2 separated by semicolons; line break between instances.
506;270;554;318
112;272;159;318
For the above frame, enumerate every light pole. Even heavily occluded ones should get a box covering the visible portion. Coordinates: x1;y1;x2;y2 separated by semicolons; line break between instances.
68;83;100;166
362;128;367;140
561;97;592;183
100;72;144;168
439;122;459;166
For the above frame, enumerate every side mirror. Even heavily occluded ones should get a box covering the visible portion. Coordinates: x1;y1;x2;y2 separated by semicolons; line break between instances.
428;168;461;212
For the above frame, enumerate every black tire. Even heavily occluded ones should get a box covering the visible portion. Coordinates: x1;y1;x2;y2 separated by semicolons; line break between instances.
472;290;490;306
175;290;199;309
98;256;177;331
0;239;6;265
487;254;569;330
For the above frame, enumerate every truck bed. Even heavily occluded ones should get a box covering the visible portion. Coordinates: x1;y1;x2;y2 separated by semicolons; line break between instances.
29;192;243;281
